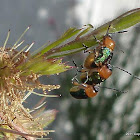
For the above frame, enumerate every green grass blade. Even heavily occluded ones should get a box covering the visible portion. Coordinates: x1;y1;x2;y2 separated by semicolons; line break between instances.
45;8;140;58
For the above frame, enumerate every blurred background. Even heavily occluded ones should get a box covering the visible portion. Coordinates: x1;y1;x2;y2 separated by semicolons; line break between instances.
0;0;140;140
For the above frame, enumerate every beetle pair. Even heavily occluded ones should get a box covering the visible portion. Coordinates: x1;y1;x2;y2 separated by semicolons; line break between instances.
70;25;116;99
70;25;139;99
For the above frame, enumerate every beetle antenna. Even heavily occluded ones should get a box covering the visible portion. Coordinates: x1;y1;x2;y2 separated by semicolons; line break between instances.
71;73;79;83
106;23;127;36
111;65;140;81
117;30;128;34
108;30;128;35
97;85;128;93
106;24;111;35
72;59;78;67
72;59;83;72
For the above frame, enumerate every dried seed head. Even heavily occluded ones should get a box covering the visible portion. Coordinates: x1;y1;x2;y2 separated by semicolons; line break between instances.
0;28;60;139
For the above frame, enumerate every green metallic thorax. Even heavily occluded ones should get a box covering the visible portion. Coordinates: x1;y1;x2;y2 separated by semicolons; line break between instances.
81;72;104;85
95;47;111;65
88;72;104;85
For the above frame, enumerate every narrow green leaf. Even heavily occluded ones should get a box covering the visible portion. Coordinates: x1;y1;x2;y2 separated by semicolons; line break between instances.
19;57;71;76
45;8;140;58
35;28;81;57
111;8;140;31
60;27;77;38
76;24;94;39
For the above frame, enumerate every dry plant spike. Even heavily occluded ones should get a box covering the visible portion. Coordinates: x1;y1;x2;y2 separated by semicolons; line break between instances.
13;26;30;47
2;29;10;52
0;27;60;139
